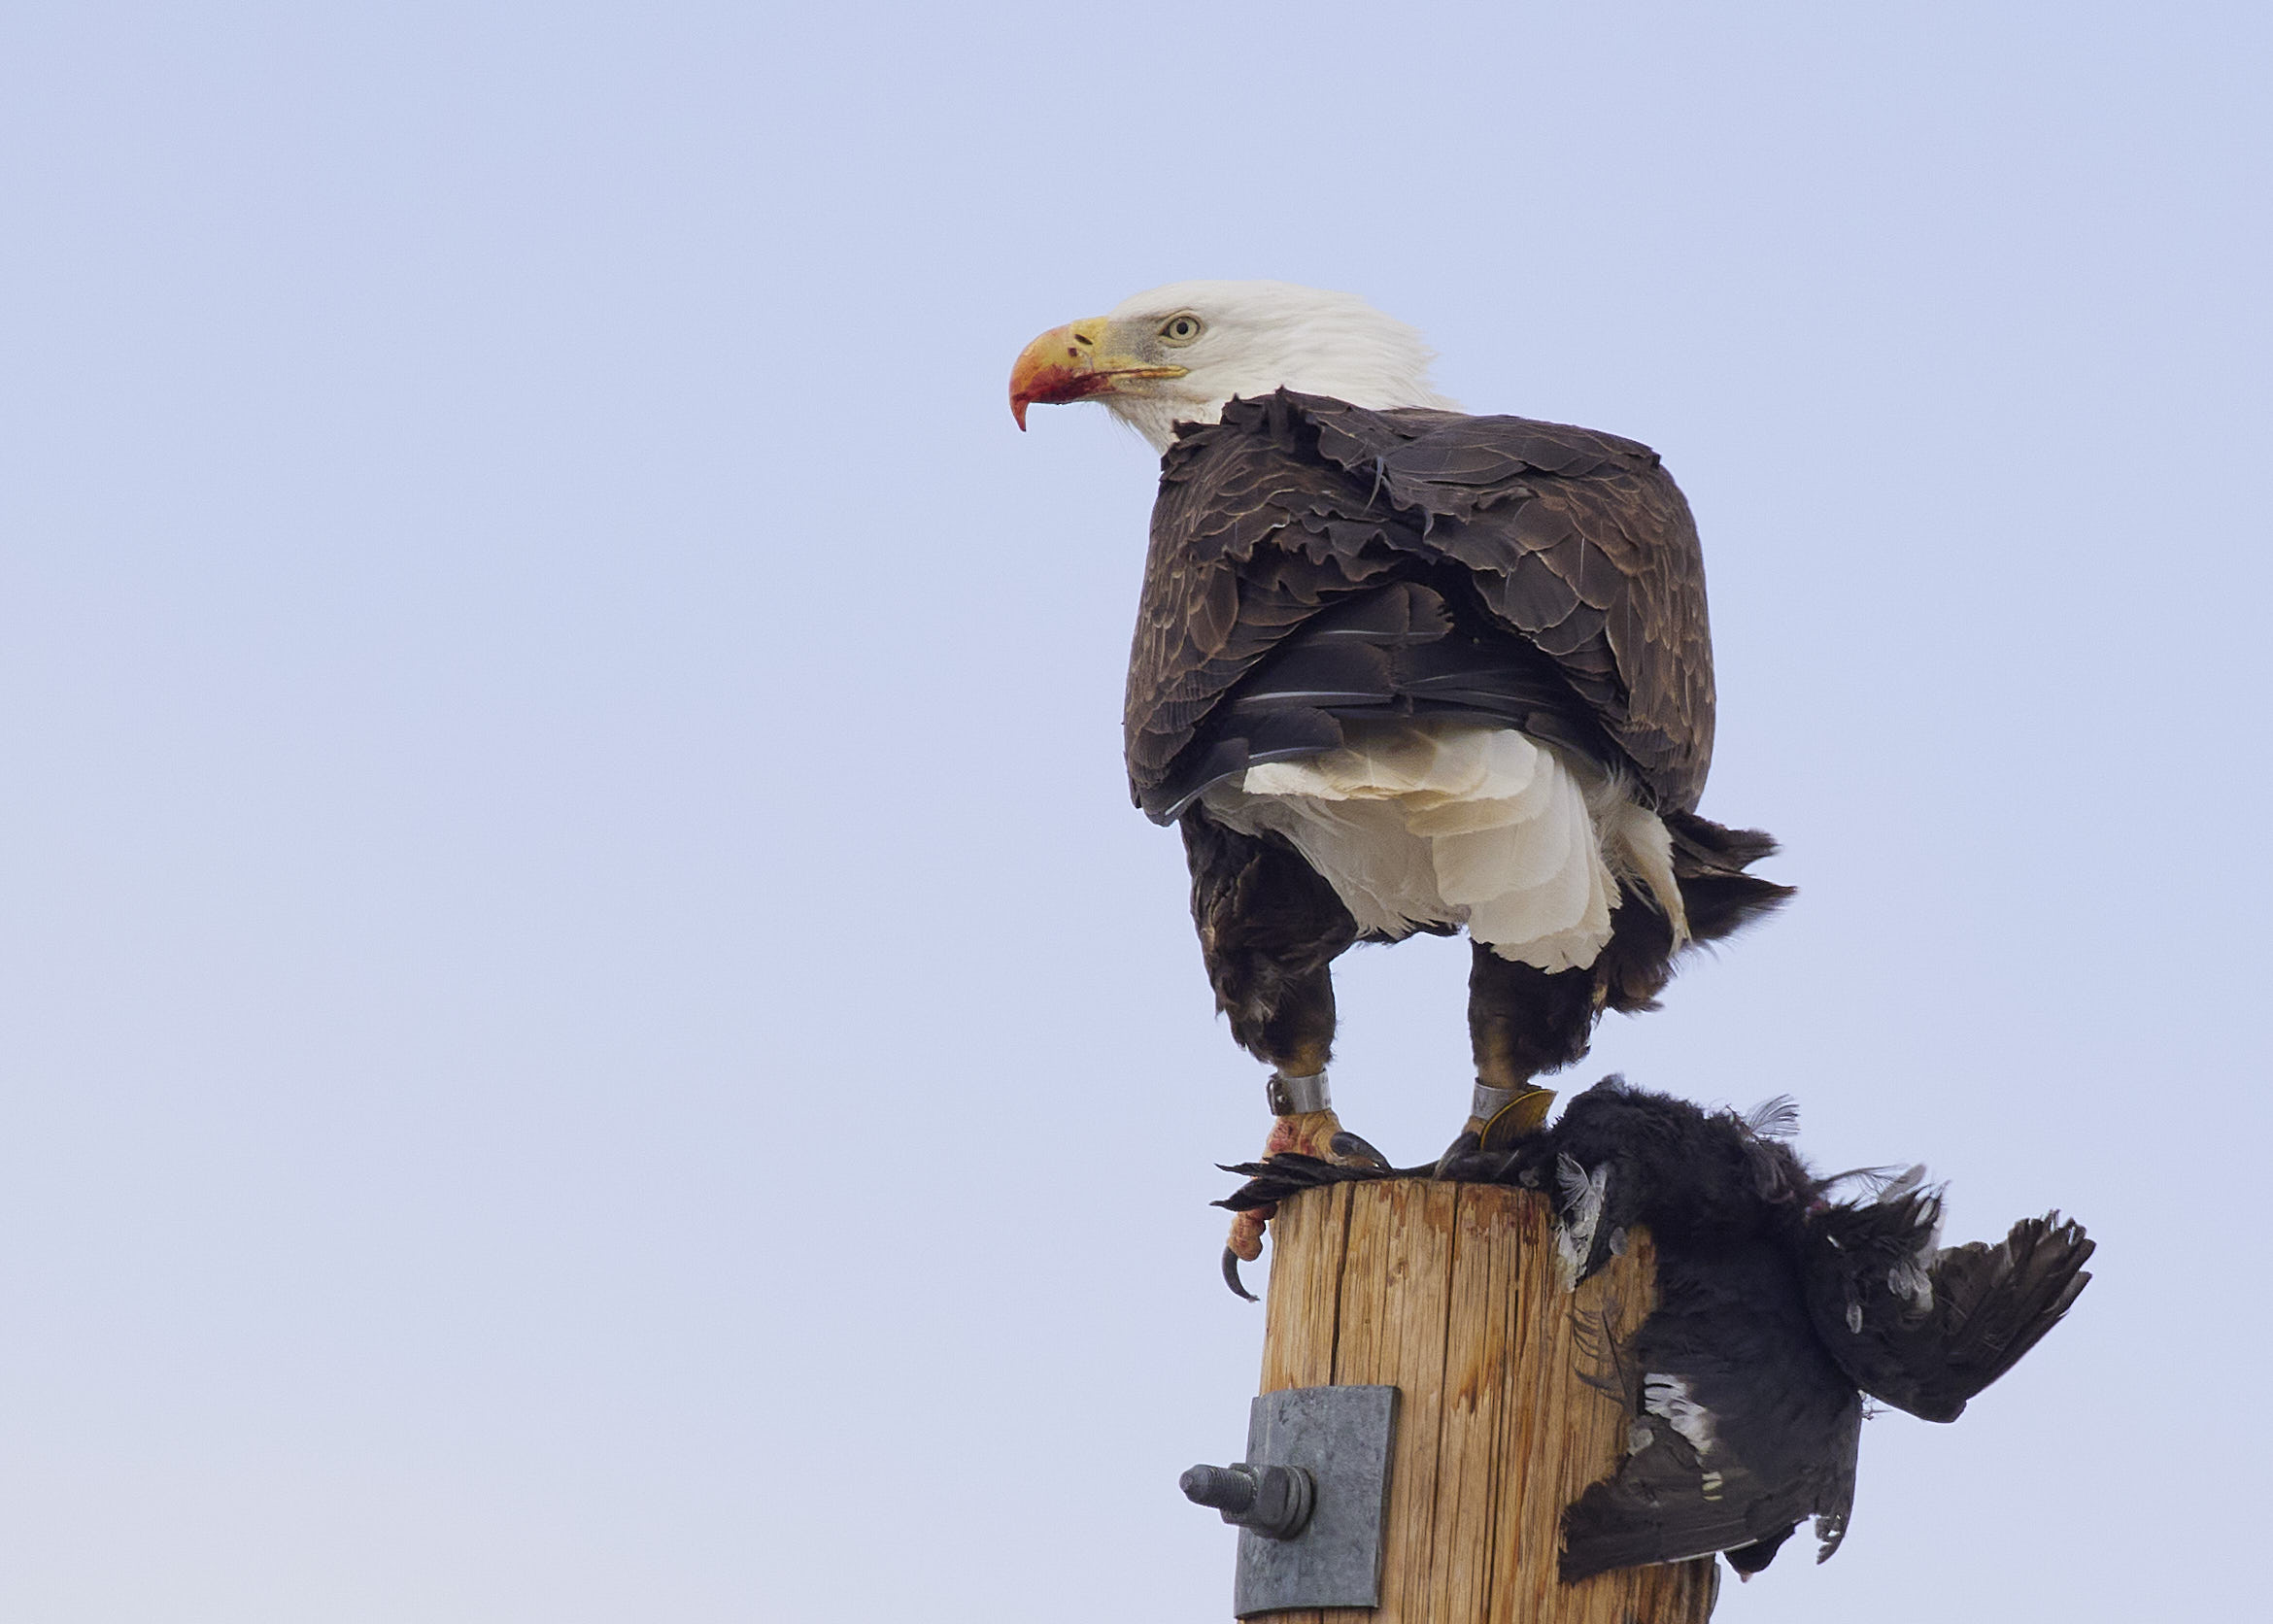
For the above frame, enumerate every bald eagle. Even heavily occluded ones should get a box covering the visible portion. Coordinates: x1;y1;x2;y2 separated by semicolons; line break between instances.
1011;283;1789;1263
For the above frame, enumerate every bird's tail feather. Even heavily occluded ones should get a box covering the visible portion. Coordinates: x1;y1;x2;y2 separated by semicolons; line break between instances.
1928;1213;2096;1401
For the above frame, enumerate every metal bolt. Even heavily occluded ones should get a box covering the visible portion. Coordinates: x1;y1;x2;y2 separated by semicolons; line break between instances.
1179;1460;1315;1539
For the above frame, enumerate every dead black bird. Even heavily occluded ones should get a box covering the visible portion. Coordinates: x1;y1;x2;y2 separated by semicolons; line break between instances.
1489;1079;2092;1580
1491;1083;1863;1580
1223;1078;2094;1582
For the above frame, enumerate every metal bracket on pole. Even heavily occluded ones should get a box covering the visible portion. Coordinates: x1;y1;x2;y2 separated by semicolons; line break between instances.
1181;1384;1398;1616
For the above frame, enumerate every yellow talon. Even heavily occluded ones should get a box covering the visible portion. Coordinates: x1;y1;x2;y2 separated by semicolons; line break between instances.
1478;1086;1557;1150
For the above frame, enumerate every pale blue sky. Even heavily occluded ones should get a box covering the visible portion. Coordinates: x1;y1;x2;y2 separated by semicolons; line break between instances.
1;4;2266;1619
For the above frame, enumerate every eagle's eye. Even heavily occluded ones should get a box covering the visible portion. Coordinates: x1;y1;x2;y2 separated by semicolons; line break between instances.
1158;314;1204;345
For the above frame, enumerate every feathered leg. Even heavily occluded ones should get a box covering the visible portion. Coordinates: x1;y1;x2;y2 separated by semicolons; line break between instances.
1462;943;1596;1151
1181;812;1376;1284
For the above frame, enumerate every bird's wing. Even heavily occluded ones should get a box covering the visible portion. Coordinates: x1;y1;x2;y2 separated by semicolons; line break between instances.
1316;395;1714;809
1560;1246;1863;1582
1125;390;1714;821
1127;392;1413;817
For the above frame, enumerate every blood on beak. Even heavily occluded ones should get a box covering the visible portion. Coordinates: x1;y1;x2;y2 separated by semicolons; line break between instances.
1008;321;1111;429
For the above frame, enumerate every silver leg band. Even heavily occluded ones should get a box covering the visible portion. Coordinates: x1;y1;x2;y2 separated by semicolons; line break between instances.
1267;1069;1332;1116
1473;1081;1524;1121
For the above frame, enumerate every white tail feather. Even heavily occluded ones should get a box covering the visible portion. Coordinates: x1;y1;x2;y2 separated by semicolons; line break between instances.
1206;719;1680;974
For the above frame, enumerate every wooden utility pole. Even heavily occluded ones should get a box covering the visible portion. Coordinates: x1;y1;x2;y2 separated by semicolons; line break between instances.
1254;1178;1715;1624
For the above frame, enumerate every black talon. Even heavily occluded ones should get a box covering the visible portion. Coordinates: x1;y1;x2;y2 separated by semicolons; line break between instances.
1435;1128;1483;1180
1222;1245;1260;1302
1329;1130;1392;1170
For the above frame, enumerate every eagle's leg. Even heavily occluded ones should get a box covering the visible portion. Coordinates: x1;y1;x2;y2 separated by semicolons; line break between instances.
1226;961;1346;1269
1179;810;1373;1283
1460;942;1598;1153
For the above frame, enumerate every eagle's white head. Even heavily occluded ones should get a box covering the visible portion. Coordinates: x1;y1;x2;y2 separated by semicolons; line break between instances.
1010;280;1460;452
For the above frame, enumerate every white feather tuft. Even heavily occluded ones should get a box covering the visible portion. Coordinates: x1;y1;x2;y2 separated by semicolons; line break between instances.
1742;1096;1802;1140
1642;1373;1718;1459
1878;1165;1929;1201
1553;1154;1611;1287
1598;788;1688;947
1887;1190;1943;1310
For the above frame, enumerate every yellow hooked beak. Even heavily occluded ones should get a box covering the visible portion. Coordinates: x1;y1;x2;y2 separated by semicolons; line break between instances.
1008;318;1188;429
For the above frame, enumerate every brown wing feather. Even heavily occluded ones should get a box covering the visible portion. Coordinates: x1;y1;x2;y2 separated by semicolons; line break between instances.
1125;389;1715;818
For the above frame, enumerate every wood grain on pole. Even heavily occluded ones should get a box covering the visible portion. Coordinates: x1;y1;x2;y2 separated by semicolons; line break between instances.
1254;1179;1715;1624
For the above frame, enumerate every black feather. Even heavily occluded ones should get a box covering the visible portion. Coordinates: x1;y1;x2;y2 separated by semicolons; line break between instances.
1212;1152;1403;1213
